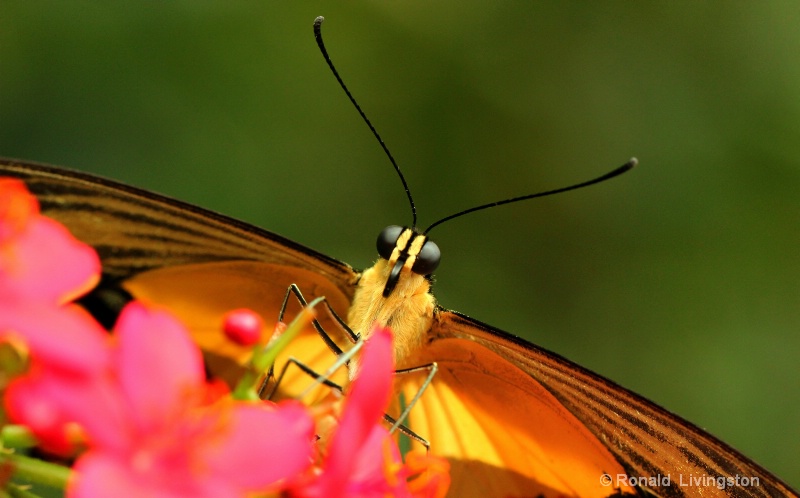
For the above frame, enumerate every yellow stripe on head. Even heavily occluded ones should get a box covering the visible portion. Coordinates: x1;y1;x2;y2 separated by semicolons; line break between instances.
389;227;414;265
404;233;428;272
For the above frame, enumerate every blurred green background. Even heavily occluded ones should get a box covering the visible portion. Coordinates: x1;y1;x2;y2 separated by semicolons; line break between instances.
1;2;798;488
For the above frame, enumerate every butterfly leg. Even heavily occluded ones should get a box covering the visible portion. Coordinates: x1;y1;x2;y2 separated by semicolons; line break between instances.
263;352;432;451
278;283;359;355
259;284;359;395
260;356;344;400
270;285;434;451
260;333;365;400
390;362;438;445
383;411;431;451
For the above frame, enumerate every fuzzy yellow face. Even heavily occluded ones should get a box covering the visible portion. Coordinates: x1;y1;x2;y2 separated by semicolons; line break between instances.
347;259;434;368
346;226;438;372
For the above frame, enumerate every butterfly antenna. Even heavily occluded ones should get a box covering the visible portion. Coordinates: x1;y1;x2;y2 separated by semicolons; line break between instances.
314;16;417;228
424;158;637;234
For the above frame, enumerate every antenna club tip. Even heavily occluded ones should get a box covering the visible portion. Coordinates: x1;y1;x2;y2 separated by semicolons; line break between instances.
614;157;637;175
314;16;325;26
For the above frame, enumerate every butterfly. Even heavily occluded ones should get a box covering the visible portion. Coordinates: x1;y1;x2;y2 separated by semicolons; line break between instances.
1;156;796;498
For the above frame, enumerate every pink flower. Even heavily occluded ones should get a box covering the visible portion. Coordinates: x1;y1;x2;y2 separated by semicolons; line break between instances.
4;365;92;454
6;300;316;496
288;327;450;498
0;178;105;374
59;302;316;498
0;178;100;306
70;401;314;498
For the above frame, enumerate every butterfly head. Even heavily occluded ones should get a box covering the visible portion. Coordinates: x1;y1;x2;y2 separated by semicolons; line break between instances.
376;225;440;298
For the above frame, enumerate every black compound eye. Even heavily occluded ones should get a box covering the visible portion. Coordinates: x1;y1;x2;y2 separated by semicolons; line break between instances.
411;239;440;275
376;225;404;260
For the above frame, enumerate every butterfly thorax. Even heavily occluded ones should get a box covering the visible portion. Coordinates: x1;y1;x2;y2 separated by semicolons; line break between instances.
347;258;435;372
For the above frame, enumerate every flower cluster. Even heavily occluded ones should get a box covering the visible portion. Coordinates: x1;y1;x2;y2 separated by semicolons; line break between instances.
0;178;449;497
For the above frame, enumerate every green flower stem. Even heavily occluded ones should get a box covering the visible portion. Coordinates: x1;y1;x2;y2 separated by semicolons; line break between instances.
231;297;324;401
1;425;38;450
7;484;42;498
0;453;71;491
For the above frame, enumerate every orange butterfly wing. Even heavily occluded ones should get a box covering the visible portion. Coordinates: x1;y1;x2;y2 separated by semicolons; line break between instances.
421;310;798;497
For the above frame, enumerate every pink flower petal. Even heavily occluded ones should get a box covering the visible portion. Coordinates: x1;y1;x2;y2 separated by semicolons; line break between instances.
0;178;104;372
70;453;155;498
68;401;315;497
4;373;76;454
0;303;109;374
5;361;129;452
115;302;205;433
313;328;395;496
347;425;408;497
69;451;238;498
203;401;315;489
0;216;100;304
